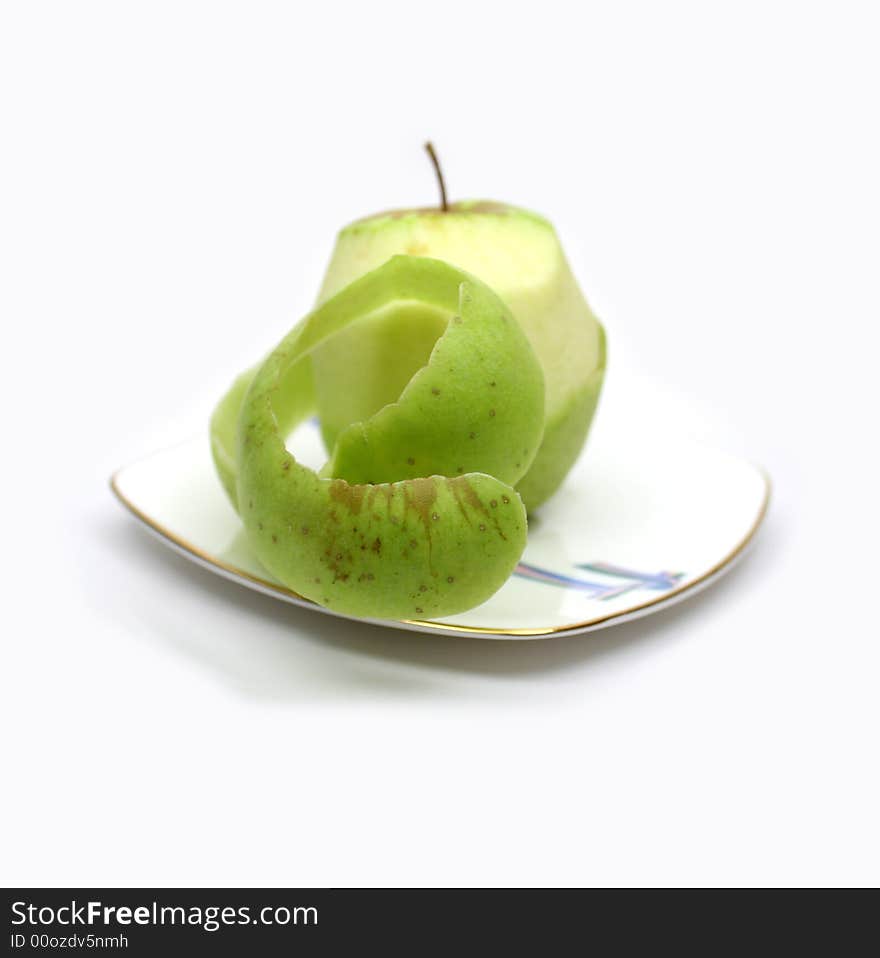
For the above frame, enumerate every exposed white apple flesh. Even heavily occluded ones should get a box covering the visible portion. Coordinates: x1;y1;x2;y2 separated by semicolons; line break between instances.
311;200;605;510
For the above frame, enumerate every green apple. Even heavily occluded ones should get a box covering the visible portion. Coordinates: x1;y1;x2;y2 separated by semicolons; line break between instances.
311;200;606;510
210;256;544;619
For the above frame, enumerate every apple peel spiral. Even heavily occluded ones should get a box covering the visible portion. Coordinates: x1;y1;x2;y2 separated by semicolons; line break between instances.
210;256;545;619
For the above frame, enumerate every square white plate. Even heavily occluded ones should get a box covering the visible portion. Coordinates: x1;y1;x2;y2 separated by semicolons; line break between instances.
111;420;769;639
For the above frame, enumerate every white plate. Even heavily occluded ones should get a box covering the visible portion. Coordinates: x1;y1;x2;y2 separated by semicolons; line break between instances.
111;417;769;639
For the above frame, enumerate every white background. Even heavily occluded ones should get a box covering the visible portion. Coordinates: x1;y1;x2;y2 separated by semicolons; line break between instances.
2;1;878;887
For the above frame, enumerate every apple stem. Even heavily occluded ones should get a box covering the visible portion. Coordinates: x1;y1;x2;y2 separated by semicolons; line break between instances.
424;142;449;212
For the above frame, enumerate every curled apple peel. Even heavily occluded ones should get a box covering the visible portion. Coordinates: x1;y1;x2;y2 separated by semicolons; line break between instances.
210;256;545;619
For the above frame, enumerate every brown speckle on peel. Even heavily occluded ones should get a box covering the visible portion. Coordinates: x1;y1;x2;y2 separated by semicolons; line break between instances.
479;524;486;532
456;466;463;474
329;479;367;515
502;495;510;504
449;475;507;539
335;553;343;561
371;538;382;554
367;573;374;580
432;512;440;521
407;457;415;466
431;387;440;396
282;461;290;471
415;607;423;614
314;577;321;584
490;381;496;387
469;432;476;440
447;576;454;583
271;534;277;543
490;500;498;508
301;526;309;535
489;409;496;418
419;585;427;592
